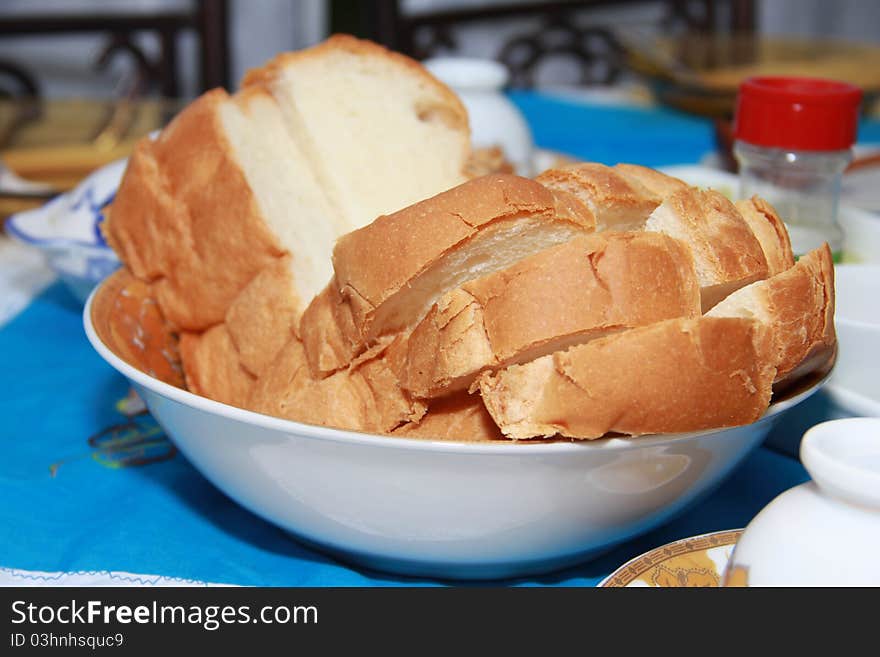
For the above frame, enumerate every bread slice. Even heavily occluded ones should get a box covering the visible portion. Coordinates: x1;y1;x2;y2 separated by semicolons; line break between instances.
106;88;327;331
402;231;701;398
536;162;659;230
478;316;775;439
707;244;835;383
106;36;470;331
224;255;299;377
645;188;769;311
302;174;597;377
243;34;470;230
735;196;795;276
612;163;690;201
179;325;257;408
391;392;505;442
248;335;426;434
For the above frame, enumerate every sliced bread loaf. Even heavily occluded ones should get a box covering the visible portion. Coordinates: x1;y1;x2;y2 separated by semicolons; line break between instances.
707;244;835;383
478;316;776;439
535;162;660;230
106;35;471;332
301;174;597;377
645;188;770;311
401;231;701;398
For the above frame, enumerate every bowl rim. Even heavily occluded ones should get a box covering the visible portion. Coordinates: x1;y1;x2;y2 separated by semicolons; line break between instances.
82;284;827;456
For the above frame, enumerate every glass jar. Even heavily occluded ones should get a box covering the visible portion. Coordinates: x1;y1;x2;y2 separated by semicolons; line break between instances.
733;77;862;261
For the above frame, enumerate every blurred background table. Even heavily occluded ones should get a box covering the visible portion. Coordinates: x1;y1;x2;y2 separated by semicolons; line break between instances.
0;97;181;219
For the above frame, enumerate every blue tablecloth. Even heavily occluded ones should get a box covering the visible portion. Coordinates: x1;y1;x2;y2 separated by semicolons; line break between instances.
510;90;880;166
0;91;863;586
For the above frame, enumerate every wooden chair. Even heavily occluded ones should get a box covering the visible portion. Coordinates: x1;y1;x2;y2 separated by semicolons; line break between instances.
364;0;756;87
0;0;229;101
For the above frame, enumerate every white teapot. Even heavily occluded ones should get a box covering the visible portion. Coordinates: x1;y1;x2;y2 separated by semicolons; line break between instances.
424;57;535;176
723;417;880;586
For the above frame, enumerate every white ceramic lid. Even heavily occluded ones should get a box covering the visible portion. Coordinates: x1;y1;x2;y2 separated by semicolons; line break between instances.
424;57;509;91
800;417;880;509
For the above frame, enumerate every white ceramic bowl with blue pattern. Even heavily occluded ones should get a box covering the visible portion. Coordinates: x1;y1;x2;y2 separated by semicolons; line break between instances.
6;159;125;304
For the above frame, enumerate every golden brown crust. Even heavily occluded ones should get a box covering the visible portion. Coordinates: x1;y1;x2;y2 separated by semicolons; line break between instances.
334;174;559;313
536;162;659;229
225;255;300;377
298;281;360;378
402;232;702;398
478;316;776;439
179;324;256;408
612;163;690;201
248;335;426;433
105;90;285;331
89;268;184;388
548;188;599;228
391;392;506;441
330;174;595;348
708;244;835;383
647;188;769;311
735;197;796;276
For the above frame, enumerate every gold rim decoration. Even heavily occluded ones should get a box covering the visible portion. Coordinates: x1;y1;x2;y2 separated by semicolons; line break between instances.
601;529;742;588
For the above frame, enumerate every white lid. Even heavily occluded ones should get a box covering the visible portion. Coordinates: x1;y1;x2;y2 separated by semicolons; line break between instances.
800;417;880;509
423;57;509;91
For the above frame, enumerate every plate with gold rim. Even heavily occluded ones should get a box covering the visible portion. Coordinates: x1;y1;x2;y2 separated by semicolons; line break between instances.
599;529;743;587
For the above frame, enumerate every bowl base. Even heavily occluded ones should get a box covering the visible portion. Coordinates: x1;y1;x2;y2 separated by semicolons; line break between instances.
285;531;616;582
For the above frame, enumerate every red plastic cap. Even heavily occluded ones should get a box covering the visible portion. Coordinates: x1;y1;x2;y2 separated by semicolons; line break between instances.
734;76;862;151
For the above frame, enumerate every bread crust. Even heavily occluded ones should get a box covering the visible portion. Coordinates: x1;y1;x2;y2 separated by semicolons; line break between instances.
179;324;257;408
735;196;796;276
248;335;426;433
391;392;505;441
225;255;300;377
478;316;776;439
612;163;690;201
536;162;659;229
402;232;702;398
708;244;835;383
326;174;596;359
105;90;286;331
108;35;473;334
646;187;769;311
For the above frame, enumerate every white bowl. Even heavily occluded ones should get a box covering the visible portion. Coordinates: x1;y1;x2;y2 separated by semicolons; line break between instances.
826;264;880;416
83;288;828;580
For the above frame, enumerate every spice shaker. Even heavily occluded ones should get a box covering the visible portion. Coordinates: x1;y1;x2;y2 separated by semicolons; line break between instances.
733;77;862;261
